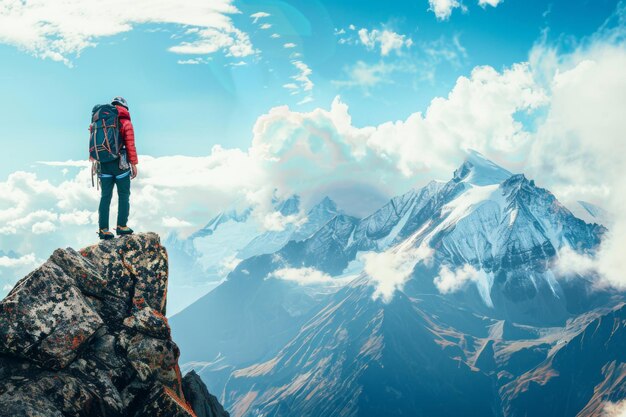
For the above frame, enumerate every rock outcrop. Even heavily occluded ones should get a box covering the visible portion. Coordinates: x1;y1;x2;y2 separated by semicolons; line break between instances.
182;371;230;417
0;233;226;417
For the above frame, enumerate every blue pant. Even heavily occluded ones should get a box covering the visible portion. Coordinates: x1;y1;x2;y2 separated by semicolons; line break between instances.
98;160;131;230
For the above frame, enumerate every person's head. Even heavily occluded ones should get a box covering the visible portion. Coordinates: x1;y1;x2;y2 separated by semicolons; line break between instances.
111;96;129;109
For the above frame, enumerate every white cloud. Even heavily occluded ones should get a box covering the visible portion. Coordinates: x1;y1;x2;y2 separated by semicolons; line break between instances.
177;58;203;65
168;27;255;57
526;19;626;288
428;0;464;20
0;0;254;64
59;210;94;226
271;33;281;39
162;216;192;228
478;0;503;7
32;221;57;234
603;400;626;417
220;255;242;275
0;253;36;269
434;264;480;293
270;267;336;286
37;160;89;167
250;12;270;23
260;23;272;30
364;244;433;302
434;264;494;307
283;42;297;49
357;28;413;56
429;0;503;20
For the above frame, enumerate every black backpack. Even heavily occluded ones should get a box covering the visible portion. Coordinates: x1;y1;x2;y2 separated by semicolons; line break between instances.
89;104;121;162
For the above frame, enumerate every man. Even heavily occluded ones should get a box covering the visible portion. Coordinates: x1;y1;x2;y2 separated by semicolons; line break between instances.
97;96;139;240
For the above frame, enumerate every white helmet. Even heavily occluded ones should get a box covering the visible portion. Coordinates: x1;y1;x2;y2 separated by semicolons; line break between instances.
111;96;129;109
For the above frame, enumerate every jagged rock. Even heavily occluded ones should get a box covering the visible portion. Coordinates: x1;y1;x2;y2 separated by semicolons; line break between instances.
133;385;198;417
0;261;103;370
475;340;496;372
182;370;230;417
0;233;227;417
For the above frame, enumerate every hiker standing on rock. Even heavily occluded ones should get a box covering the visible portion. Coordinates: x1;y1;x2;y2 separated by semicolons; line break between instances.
89;96;138;240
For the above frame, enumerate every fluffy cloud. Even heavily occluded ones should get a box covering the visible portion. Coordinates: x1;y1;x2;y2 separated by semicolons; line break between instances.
525;20;626;288
428;0;464;20
0;253;36;268
270;267;336;286
162;216;193;228
0;0;254;64
434;264;480;293
478;0;503;7
358;28;413;56
336;26;413;56
434;264;494;306
603;400;626;417
428;0;503;20
364;244;433;302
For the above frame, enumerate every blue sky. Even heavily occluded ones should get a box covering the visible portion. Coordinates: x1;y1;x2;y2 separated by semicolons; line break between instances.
0;0;619;177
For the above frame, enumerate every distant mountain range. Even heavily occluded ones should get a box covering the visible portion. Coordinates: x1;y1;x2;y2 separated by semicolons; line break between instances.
169;151;624;417
165;195;341;314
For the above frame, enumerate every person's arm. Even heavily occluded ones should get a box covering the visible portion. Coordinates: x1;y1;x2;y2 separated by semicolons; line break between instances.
121;119;139;178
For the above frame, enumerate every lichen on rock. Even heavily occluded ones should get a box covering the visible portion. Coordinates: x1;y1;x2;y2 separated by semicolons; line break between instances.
0;232;223;417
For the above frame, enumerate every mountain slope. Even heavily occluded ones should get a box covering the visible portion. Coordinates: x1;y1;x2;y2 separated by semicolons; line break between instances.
225;279;496;417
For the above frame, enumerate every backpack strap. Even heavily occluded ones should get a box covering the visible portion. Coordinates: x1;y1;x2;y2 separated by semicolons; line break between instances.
91;161;101;190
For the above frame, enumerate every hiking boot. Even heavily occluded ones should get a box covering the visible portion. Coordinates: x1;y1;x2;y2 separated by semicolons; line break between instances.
98;229;115;240
116;226;134;236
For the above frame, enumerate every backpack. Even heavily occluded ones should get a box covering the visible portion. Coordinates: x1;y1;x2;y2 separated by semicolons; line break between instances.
89;104;120;162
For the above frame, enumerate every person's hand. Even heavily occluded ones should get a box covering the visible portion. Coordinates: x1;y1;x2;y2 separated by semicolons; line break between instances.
131;164;138;179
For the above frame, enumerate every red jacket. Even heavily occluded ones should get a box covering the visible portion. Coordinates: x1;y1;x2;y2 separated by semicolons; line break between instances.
116;105;138;165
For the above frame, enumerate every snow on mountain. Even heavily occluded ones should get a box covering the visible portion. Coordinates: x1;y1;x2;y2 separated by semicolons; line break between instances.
166;195;342;314
453;149;513;186
569;200;610;226
238;196;340;259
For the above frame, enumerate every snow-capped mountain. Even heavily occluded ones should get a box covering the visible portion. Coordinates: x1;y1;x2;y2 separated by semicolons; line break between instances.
170;151;620;417
165;195;342;314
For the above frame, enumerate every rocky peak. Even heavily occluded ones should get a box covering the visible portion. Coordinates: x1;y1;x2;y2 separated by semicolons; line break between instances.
0;233;228;417
312;196;339;213
453;150;513;186
277;195;301;216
